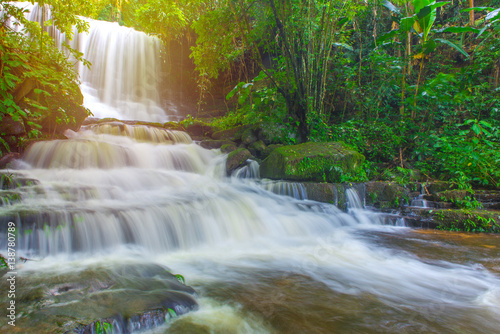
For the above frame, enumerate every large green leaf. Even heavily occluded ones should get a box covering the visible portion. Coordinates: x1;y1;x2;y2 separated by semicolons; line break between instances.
400;16;416;33
435;38;470;58
441;26;479;33
416;2;450;42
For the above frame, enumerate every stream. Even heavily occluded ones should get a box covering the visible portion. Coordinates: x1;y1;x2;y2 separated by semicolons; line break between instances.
1;3;500;333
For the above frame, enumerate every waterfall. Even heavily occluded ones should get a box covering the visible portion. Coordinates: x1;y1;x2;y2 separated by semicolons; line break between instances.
6;2;175;122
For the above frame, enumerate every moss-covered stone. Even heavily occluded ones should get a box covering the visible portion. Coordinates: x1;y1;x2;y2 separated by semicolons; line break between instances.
200;139;236;150
262;144;283;159
419;209;500;233
424;181;458;194
226;148;252;174
241;128;258;145
429;190;472;203
220;143;238;153
255;122;288;145
259;142;364;183
248;140;267;158
212;125;251;141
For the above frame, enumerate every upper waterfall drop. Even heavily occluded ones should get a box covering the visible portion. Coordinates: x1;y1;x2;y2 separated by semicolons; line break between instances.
80;20;169;122
10;2;174;122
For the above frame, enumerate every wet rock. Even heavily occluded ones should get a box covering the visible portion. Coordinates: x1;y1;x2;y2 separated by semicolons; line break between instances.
426;190;472;203
0;262;198;333
200;139;236;150
260;142;364;183
424;181;458;194
185;123;213;139
365;182;410;208
255;122;287;145
0;152;20;169
221;143;238;153
240;128;258;145
226;148;252;175
0;116;26;136
211;125;251;141
413;208;500;233
248;140;267;158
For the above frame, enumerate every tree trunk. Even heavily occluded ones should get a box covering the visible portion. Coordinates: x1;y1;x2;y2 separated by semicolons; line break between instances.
468;0;475;26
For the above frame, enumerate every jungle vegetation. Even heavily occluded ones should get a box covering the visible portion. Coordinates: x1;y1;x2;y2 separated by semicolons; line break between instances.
1;0;500;189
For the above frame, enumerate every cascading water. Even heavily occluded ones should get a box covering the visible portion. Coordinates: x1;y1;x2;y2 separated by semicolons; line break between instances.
7;2;175;122
1;125;500;333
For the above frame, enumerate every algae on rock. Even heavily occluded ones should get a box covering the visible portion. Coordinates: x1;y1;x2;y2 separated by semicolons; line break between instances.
260;142;364;183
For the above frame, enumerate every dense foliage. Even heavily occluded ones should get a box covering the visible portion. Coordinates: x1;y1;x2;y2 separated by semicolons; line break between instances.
1;0;499;189
0;0;91;152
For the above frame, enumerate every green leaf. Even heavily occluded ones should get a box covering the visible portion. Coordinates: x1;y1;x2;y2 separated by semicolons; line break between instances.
333;43;353;51
383;0;401;16
441;26;478;33
424;39;437;54
486;8;500;21
435;38;470;58
461;7;494;13
376;30;398;44
472;123;481;135
400;16;416;33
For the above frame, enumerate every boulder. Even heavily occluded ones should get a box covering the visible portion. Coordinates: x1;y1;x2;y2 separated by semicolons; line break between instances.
212;125;251;141
185;123;213;139
365;181;410;208
260;142;364;183
424;181;458;194
200;139;236;150
255;122;287;145
248;140;267;158
221;143;238;153
0;152;20;169
241;128;258;145
0;115;25;136
226;148;252;174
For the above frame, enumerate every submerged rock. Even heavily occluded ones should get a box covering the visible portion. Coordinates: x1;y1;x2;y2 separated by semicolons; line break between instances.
260;142;364;183
0;262;198;333
226;148;252;175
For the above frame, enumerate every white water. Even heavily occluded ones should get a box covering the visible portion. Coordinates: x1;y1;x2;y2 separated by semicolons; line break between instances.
5;2;175;122
1;3;500;332
1;127;500;332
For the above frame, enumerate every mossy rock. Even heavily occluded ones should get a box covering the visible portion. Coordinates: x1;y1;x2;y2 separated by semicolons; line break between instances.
212;125;251;141
200;139;236;150
424;181;458;194
429;190;472;203
220;143;238;153
255;122;288;145
248;140;267;158
226;148;252;175
260;142;364;183
262;144;283;159
365;182;411;209
421;209;500;233
241;128;258;145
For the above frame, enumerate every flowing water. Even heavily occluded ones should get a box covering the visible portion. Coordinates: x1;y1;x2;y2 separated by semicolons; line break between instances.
1;126;499;333
1;3;500;333
5;2;180;122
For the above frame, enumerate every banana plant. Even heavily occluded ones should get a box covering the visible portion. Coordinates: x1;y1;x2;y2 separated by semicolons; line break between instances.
381;0;470;58
379;0;472;117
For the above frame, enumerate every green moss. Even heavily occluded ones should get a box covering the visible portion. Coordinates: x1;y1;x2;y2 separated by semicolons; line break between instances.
260;142;364;182
425;209;500;233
